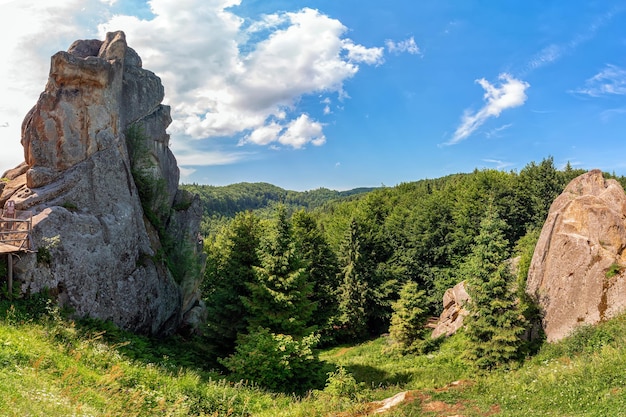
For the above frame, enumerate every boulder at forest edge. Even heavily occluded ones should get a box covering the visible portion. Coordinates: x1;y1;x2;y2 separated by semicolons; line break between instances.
526;170;626;342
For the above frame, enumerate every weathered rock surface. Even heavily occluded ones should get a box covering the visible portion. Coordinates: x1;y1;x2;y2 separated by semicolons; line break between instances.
431;281;470;338
526;170;626;342
1;31;205;335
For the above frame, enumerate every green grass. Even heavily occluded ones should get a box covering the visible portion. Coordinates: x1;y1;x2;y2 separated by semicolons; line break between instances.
2;298;626;416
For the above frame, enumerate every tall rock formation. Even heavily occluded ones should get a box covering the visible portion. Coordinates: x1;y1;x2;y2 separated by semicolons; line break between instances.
526;170;626;342
0;31;206;335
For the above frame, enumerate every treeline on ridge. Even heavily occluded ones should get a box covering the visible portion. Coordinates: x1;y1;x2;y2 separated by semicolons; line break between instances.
182;182;375;234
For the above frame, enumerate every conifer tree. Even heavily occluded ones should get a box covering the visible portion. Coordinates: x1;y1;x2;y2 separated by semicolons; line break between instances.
388;281;429;354
337;218;369;340
463;206;527;370
204;211;261;355
244;205;316;338
291;210;340;331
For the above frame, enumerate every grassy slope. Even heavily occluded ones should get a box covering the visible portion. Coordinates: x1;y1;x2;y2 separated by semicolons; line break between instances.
1;301;626;416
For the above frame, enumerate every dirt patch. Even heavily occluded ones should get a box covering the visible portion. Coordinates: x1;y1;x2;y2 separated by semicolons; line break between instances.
331;347;353;358
422;400;464;414
329;380;497;417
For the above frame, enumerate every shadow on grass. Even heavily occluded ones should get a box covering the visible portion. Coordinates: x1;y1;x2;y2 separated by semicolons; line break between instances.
75;316;221;373
345;363;413;387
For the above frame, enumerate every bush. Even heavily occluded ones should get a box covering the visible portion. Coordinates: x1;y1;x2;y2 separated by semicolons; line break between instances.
219;328;323;394
321;366;361;399
606;262;623;279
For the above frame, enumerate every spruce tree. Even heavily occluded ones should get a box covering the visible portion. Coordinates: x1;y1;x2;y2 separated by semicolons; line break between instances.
463;206;527;370
204;211;261;355
244;205;316;338
337;218;369;340
291;210;340;332
388;281;429;354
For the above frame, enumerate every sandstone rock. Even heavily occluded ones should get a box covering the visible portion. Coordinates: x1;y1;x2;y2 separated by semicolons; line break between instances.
526;170;626;342
1;31;205;335
431;281;470;338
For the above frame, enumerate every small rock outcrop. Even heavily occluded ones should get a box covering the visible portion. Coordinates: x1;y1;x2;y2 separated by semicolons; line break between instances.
526;170;626;342
431;281;470;338
0;31;205;335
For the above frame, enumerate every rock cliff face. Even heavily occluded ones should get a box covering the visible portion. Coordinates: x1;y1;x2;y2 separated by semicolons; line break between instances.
526;170;626;342
0;31;206;335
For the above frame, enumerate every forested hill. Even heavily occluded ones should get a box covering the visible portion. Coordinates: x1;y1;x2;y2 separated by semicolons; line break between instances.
201;158;617;357
182;182;375;232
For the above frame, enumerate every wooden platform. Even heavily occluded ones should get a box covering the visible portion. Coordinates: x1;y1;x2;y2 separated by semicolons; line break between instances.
0;208;32;298
0;243;22;254
0;210;33;253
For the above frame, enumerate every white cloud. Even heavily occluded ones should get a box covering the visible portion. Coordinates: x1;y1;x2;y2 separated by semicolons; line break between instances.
242;122;283;146
482;159;514;170
278;114;326;149
175;150;249;166
526;44;561;71
100;4;385;150
343;40;384;65
485;123;513;139
170;140;252;166
601;107;626;122
0;0;108;172
178;166;196;180
572;65;626;97
448;73;529;145
522;7;622;75
1;1;388;173
386;37;420;55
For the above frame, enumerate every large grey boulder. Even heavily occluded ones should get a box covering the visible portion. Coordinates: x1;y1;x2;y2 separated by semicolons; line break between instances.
1;31;205;335
526;170;626;342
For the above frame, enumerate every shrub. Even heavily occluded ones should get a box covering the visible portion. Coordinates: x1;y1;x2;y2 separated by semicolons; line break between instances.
606;263;623;279
36;235;60;266
321;366;361;399
219;328;323;394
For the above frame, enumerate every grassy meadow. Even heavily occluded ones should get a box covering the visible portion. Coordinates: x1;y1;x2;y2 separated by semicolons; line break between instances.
1;296;626;416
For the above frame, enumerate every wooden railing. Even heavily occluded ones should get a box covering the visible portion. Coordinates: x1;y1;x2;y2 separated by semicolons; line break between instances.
0;209;32;252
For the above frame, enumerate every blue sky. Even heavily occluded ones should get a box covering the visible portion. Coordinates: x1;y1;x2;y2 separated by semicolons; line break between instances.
1;1;626;190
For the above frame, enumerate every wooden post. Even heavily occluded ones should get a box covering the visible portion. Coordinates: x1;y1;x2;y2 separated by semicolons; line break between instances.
7;254;12;300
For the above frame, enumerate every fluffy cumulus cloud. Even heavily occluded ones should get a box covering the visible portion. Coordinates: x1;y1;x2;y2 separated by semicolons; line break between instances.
449;73;529;144
0;0;402;173
100;2;385;155
573;64;626;97
279;114;326;148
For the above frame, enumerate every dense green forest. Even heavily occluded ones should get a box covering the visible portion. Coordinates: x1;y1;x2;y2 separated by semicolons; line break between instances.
199;157;624;392
181;182;375;235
